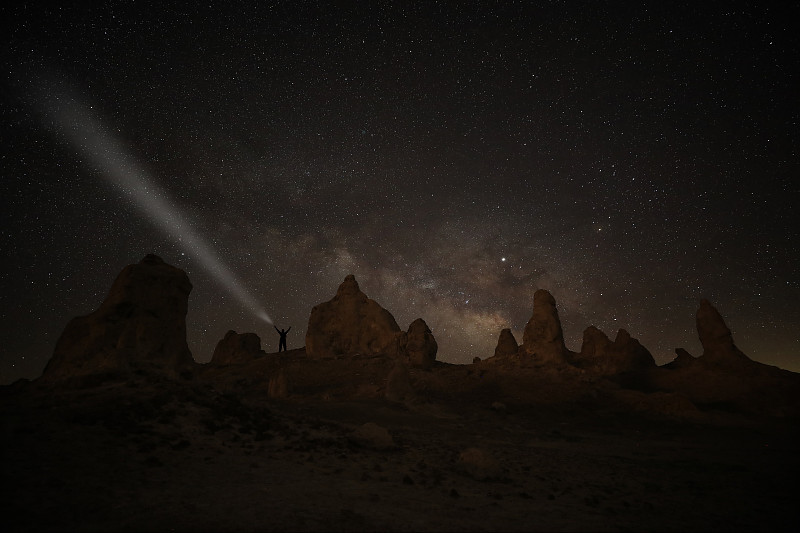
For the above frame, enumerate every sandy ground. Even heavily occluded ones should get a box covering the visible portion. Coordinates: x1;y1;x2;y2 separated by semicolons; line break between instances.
2;375;798;532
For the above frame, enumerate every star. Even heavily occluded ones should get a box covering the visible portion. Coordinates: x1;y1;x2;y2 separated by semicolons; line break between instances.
0;2;797;383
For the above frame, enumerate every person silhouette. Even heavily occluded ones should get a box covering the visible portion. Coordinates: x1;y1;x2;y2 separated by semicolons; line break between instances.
274;325;291;352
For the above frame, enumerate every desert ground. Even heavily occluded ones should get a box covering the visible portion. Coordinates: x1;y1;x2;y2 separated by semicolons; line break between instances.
2;353;798;532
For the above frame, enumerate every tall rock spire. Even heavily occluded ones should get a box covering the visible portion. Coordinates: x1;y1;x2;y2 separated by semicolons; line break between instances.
696;299;750;364
521;289;568;364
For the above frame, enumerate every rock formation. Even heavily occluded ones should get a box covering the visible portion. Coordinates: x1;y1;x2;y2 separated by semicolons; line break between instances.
574;326;655;375
404;318;438;369
268;369;290;399
305;275;401;358
41;254;194;382
668;300;750;371
521;289;568;364
493;328;519;358
210;330;265;365
646;300;800;417
390;318;439;369
696;299;750;365
666;348;696;369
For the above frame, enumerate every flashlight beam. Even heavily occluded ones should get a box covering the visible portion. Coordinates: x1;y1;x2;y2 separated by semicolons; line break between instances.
37;81;273;325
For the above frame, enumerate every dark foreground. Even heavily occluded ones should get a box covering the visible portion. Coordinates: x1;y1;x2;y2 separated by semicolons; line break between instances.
2;376;798;532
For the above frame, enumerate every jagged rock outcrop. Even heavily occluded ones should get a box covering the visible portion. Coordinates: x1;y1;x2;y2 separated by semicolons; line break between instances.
696;299;750;365
574;326;655;375
41;254;194;382
666;348;697;369
493;328;519;358
305;275;401;358
521;289;568;364
210;330;265;365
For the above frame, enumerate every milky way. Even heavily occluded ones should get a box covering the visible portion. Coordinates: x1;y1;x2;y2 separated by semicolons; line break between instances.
2;2;798;383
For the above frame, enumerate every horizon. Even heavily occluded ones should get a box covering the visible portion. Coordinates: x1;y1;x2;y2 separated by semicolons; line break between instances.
2;253;797;386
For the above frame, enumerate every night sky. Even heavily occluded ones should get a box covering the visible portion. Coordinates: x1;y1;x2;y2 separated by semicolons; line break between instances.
2;1;798;384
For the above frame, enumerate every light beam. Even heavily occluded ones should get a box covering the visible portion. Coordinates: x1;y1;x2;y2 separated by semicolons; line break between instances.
35;77;273;325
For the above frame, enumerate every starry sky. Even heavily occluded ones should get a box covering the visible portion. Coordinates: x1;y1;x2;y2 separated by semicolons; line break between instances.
2;1;798;384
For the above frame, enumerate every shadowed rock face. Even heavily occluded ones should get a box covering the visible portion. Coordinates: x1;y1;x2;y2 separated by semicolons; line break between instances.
521;289;568;364
404;318;438;369
268;369;289;399
210;330;265;365
696;299;750;364
305;275;401;358
649;300;800;417
385;360;412;403
494;328;519;358
41;254;194;382
667;348;697;369
575;326;655;375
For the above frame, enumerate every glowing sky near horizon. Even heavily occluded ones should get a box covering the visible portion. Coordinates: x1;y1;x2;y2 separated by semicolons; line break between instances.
1;1;798;382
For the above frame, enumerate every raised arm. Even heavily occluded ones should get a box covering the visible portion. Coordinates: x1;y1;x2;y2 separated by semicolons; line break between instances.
286;326;292;333
274;325;280;333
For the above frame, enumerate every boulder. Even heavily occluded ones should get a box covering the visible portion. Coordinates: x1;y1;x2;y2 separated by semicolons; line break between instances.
305;275;401;358
458;448;501;480
210;330;265;365
521;289;568;364
493;328;519;358
490;401;507;412
575;326;655;375
41;254;194;382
